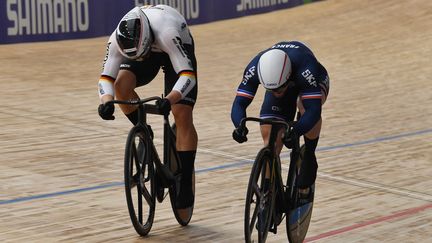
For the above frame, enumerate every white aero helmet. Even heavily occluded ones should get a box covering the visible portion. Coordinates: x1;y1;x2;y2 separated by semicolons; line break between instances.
257;49;292;90
116;7;153;60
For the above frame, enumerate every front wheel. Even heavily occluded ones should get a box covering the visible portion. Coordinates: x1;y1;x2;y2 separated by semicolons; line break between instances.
124;126;156;236
244;148;276;243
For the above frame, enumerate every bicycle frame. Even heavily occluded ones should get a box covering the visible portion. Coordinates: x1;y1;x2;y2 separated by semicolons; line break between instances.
107;96;195;235
262;121;288;215
241;117;301;241
107;97;176;185
240;118;298;208
131;98;192;225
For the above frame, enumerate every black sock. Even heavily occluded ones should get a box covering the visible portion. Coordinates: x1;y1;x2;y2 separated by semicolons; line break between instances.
126;109;139;125
298;137;319;188
178;151;196;187
176;150;196;208
304;136;319;154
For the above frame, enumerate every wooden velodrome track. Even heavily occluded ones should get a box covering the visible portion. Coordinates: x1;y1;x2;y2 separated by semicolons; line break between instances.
1;0;431;242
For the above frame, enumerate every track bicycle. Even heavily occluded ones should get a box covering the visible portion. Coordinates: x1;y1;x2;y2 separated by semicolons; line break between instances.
239;117;314;243
106;96;195;236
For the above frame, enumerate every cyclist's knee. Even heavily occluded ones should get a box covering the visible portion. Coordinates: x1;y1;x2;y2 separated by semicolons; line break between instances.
114;70;136;97
305;118;322;140
260;124;271;145
172;105;193;124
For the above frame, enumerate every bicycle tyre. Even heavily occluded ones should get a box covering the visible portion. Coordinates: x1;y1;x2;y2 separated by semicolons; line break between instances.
244;148;276;243
169;169;195;226
286;145;314;243
124;126;156;236
167;123;195;226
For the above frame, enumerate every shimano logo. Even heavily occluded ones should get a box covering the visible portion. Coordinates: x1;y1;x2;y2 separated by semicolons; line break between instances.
237;0;289;11
120;64;131;68
302;69;317;87
7;0;90;36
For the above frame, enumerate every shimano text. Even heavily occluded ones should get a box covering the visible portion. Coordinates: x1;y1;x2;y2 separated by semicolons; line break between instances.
7;0;90;36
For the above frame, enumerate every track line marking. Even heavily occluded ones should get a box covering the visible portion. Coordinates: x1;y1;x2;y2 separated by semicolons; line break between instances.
305;203;432;242
1;128;431;205
317;172;432;202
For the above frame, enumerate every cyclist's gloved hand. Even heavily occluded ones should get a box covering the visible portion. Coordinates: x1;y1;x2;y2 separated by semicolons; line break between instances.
98;102;115;120
283;128;297;149
156;98;171;116
232;126;248;143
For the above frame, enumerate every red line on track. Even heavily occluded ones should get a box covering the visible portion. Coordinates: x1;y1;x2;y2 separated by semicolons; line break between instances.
305;203;432;242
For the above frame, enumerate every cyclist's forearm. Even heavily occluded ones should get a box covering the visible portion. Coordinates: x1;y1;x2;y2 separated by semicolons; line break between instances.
98;76;115;103
165;90;182;105
100;94;114;104
231;96;250;127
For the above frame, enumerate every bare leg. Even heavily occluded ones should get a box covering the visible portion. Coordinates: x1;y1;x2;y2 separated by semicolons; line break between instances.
171;104;198;151
171;103;197;215
260;124;284;178
114;70;140;115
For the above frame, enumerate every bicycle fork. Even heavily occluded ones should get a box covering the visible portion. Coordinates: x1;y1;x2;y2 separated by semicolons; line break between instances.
267;156;285;234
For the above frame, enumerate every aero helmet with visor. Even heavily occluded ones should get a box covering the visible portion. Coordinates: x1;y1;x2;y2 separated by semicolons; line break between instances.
116;7;153;60
257;49;292;91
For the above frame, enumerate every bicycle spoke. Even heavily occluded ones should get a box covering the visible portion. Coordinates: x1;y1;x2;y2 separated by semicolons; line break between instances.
138;186;143;224
249;198;259;233
129;172;140;188
133;144;141;170
252;182;261;197
141;182;154;208
132;140;137;158
136;157;154;208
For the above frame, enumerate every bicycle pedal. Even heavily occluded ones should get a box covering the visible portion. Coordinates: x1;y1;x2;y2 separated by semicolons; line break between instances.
269;224;278;234
154;173;164;202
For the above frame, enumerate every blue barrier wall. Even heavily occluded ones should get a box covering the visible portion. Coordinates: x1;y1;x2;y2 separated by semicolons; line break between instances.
0;0;315;44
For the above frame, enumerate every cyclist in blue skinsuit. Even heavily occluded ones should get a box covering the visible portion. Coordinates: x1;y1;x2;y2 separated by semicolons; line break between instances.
231;41;330;200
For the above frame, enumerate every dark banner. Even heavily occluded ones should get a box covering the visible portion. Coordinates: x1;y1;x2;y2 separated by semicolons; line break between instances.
0;0;315;44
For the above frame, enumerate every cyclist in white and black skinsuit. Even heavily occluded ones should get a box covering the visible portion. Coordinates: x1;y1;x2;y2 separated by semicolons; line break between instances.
97;5;197;213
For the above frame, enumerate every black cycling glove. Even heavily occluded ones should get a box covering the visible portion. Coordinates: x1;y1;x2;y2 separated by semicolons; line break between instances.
283;128;297;149
156;98;171;116
98;103;115;120
232;126;248;143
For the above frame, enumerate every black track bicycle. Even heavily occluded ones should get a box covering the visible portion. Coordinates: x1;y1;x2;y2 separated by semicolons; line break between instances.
239;117;314;243
106;96;195;236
